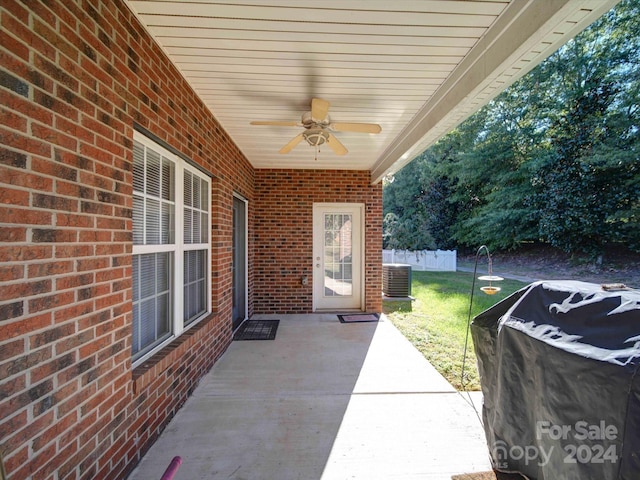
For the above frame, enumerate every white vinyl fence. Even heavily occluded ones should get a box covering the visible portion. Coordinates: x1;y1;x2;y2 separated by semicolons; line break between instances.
382;249;457;272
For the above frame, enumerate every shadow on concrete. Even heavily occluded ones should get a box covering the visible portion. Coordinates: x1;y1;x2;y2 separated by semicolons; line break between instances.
128;313;489;479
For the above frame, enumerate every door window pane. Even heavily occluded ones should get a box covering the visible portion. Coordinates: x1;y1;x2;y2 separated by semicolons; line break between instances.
323;213;353;297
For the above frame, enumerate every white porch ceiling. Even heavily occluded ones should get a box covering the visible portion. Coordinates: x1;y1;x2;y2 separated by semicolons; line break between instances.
125;0;619;183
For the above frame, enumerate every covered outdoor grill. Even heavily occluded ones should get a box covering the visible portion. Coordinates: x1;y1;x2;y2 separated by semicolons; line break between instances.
471;280;640;479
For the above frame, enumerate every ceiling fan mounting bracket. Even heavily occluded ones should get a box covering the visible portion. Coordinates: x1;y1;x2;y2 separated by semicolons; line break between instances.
302;111;330;128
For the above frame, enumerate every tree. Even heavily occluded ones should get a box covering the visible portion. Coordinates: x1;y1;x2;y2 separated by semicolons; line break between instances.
533;0;640;257
383;0;640;257
382;157;435;250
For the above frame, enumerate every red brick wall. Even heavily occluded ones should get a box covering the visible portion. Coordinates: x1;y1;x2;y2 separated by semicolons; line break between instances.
0;1;254;479
254;169;382;314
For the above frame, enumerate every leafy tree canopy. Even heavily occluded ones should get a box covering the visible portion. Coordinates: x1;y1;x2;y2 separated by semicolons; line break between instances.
383;0;640;259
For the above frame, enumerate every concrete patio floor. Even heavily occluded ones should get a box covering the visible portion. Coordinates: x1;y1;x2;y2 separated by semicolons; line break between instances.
128;314;491;480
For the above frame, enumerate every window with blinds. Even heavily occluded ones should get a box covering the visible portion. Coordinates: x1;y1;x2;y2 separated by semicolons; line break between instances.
132;133;211;363
183;170;209;325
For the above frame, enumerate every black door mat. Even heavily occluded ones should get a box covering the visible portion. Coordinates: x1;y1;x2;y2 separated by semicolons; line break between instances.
338;313;380;323
233;319;280;340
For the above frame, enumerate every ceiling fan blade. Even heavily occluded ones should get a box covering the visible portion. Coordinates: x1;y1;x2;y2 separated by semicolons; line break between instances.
311;98;330;121
330;122;382;134
326;134;348;156
250;121;299;127
279;133;304;154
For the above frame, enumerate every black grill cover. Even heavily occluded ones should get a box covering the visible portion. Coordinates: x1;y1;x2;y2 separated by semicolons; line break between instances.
471;280;640;480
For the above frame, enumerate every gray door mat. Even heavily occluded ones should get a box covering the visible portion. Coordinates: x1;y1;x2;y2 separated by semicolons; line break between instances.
233;319;280;340
338;313;380;323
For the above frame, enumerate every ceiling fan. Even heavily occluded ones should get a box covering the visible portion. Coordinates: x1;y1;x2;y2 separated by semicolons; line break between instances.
250;98;381;155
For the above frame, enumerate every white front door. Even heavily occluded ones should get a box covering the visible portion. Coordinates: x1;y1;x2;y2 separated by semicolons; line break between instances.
313;203;363;311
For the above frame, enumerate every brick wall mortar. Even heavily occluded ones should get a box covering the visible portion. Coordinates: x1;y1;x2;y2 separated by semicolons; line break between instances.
0;1;252;479
254;169;382;314
0;0;383;478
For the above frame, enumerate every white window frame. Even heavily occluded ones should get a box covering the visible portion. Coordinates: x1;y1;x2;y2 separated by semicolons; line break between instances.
132;132;212;367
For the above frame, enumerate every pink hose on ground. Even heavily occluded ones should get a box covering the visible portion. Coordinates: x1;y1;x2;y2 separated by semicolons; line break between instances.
159;456;182;480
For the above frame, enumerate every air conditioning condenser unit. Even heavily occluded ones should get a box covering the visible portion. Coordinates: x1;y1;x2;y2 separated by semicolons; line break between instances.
382;264;412;297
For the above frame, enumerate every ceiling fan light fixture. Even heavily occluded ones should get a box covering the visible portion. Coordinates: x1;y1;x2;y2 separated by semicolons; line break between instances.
303;128;329;147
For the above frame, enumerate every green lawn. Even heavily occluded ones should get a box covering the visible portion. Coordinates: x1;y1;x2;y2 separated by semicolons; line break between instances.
383;270;527;391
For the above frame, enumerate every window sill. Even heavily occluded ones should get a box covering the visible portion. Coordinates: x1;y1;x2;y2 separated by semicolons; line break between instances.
132;312;218;395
